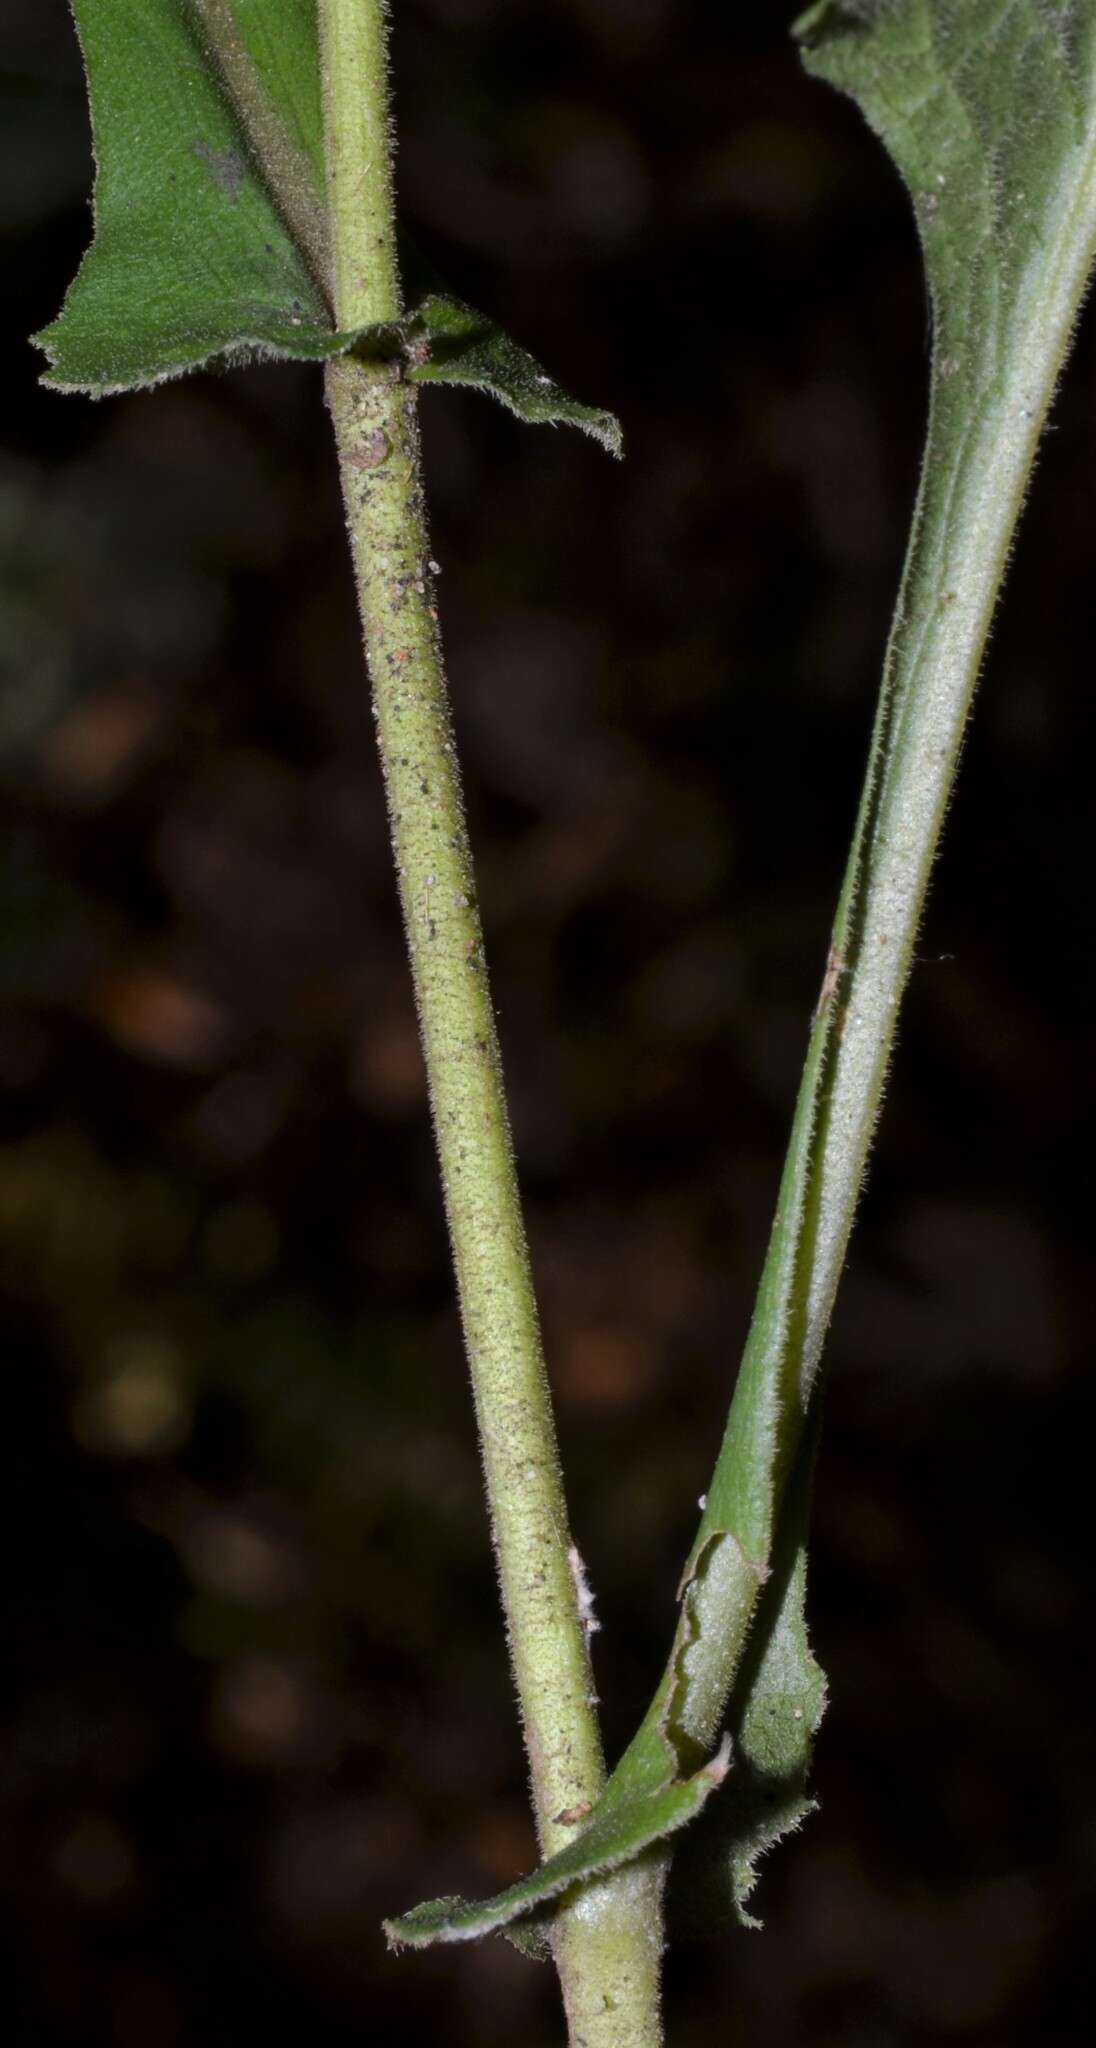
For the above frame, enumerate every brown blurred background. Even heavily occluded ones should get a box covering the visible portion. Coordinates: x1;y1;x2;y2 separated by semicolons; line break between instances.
2;2;1095;2043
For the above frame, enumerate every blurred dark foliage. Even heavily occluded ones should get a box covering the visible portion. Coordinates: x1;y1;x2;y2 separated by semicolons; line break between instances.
2;2;1095;2043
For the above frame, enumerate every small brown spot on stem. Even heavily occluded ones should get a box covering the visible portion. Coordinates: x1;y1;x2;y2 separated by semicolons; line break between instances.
815;944;845;1021
349;429;391;470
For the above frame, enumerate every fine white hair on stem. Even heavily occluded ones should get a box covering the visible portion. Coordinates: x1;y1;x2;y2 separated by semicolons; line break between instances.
568;1545;601;1642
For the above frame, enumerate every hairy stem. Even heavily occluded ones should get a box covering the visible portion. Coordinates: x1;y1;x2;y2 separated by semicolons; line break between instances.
324;351;605;1857
317;2;663;2036
317;0;398;326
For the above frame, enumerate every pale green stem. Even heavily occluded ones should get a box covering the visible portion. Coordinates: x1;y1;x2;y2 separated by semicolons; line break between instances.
323;352;605;1857
317;3;663;2038
317;0;399;326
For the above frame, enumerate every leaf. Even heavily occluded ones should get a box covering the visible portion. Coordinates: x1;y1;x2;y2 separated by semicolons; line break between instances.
796;1;1096;450
668;0;1096;1777
724;1538;824;1926
33;0;621;451
555;982;837;1834
35;0;342;391
383;1739;730;1951
507;0;1096;1923
669;1421;826;1933
409;294;623;455
778;0;1096;1560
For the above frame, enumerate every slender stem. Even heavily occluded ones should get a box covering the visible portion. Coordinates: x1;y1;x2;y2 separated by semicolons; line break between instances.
324;353;605;1855
317;3;663;2037
317;0;399;326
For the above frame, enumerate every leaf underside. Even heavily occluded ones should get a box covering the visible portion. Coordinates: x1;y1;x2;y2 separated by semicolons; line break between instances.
387;0;1096;1942
34;0;621;453
797;0;1096;410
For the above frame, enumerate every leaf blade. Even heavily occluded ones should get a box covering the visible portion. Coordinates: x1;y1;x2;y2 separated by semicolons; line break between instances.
669;1419;826;1932
572;0;1096;1919
35;0;338;392
410;295;623;456
34;0;622;456
384;1742;729;1951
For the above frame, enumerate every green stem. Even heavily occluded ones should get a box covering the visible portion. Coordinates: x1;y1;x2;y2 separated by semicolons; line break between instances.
323;351;605;1855
317;0;399;326
317;3;662;2037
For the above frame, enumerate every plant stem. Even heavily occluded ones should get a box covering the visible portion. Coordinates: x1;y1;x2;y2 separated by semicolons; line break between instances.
317;0;398;327
317;3;662;2037
323;347;606;1858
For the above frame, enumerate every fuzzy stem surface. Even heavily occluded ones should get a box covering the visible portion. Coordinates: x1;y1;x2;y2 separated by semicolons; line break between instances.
318;3;663;2037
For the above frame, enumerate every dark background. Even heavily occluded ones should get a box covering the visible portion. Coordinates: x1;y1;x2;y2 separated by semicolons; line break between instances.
2;2;1094;2043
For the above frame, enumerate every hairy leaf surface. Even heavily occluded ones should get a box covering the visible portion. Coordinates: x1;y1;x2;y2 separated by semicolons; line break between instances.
669;1428;826;1930
34;0;621;450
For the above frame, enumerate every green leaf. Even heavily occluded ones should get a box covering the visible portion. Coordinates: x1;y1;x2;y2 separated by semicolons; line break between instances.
223;0;326;186
506;0;1096;1921
35;0;341;391
669;1424;826;1933
33;0;621;451
796;1;1096;446
677;0;1096;1766
556;980;837;1833
656;0;1096;1865
383;1740;730;1951
409;294;622;455
724;1537;824;1926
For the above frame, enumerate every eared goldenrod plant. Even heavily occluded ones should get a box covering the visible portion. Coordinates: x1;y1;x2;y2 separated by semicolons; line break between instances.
36;2;1096;2041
